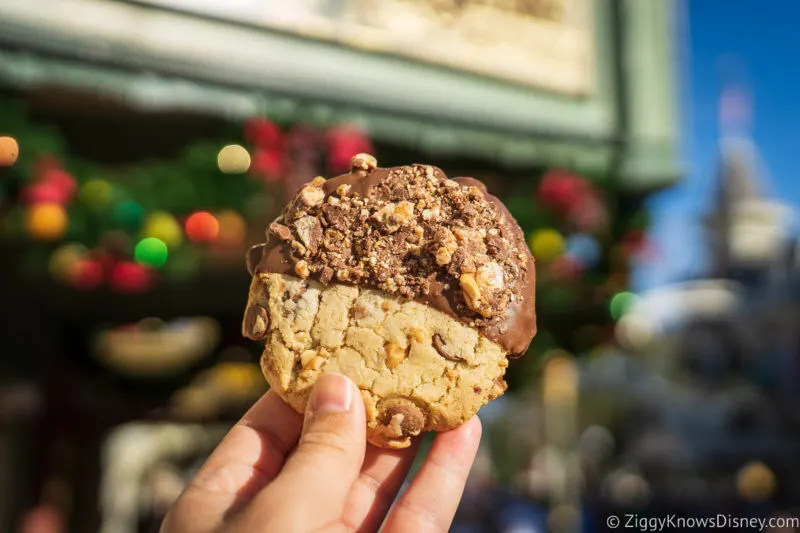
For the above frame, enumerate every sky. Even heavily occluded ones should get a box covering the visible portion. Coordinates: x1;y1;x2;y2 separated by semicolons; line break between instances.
633;0;800;290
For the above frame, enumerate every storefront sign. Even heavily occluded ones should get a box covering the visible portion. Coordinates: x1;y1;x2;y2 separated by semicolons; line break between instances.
135;0;595;95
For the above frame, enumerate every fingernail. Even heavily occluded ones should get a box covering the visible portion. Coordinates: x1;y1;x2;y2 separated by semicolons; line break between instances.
310;373;352;415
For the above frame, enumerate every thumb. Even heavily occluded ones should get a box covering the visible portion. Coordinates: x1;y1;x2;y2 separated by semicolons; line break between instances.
249;373;366;529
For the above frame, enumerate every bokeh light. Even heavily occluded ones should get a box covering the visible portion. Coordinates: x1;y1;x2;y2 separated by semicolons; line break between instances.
216;210;247;245
185;211;219;242
135;237;169;268
217;144;251;174
80;179;114;210
143;211;183;247
543;353;578;404
609;291;639;321
40;169;77;201
21;183;69;205
566;233;601;268
615;313;658;350
528;229;565;262
112;200;144;231
48;243;88;282
26;203;67;241
110;261;153;293
70;258;105;290
0;136;19;166
737;461;776;503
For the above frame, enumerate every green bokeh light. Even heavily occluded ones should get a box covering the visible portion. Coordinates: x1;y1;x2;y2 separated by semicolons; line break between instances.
113;200;144;231
609;291;638;321
134;237;168;268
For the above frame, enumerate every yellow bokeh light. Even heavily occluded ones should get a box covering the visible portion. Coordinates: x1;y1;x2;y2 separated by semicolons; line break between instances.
26;203;67;241
737;461;776;503
217;144;251;174
543;354;578;403
528;229;565;262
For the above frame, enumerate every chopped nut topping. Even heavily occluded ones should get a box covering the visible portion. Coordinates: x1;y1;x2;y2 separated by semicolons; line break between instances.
435;246;456;266
294;260;310;279
299;350;317;368
294;216;322;254
301;354;325;371
351;153;377;172
460;273;486;316
258;159;532;328
299;185;324;207
476;262;504;290
319;266;334;285
372;201;415;233
409;328;426;343
243;305;268;340
290;240;307;256
269;222;292;241
385;343;408;369
422;207;440;221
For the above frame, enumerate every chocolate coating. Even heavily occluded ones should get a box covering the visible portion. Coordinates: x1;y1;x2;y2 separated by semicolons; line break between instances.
247;160;536;355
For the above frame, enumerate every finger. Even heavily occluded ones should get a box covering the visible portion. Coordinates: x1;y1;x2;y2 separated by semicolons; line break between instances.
382;416;482;533
161;390;302;533
237;373;366;532
341;442;420;533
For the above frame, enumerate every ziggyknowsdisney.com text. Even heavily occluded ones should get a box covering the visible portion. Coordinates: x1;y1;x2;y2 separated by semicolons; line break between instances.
606;513;799;531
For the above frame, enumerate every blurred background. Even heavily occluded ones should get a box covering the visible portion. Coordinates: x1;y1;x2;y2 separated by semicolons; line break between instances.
1;0;798;532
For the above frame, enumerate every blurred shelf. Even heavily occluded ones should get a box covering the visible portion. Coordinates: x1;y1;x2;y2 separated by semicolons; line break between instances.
35;270;252;324
1;244;250;325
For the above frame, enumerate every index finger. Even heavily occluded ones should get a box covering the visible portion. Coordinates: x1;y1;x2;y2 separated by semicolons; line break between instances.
161;390;303;533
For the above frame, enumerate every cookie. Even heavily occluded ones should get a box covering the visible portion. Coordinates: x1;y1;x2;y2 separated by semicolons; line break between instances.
243;272;509;448
243;154;536;448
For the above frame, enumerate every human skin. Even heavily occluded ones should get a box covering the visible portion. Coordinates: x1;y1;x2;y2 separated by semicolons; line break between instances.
160;372;482;533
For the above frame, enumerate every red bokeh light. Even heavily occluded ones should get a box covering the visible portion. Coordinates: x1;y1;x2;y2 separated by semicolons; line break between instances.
185;211;220;242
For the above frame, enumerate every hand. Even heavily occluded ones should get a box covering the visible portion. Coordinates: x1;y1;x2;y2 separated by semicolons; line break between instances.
161;372;482;533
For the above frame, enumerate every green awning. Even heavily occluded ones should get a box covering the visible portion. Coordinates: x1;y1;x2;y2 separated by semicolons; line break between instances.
0;0;682;188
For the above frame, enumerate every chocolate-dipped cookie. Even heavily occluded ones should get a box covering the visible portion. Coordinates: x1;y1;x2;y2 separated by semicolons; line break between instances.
243;154;536;448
